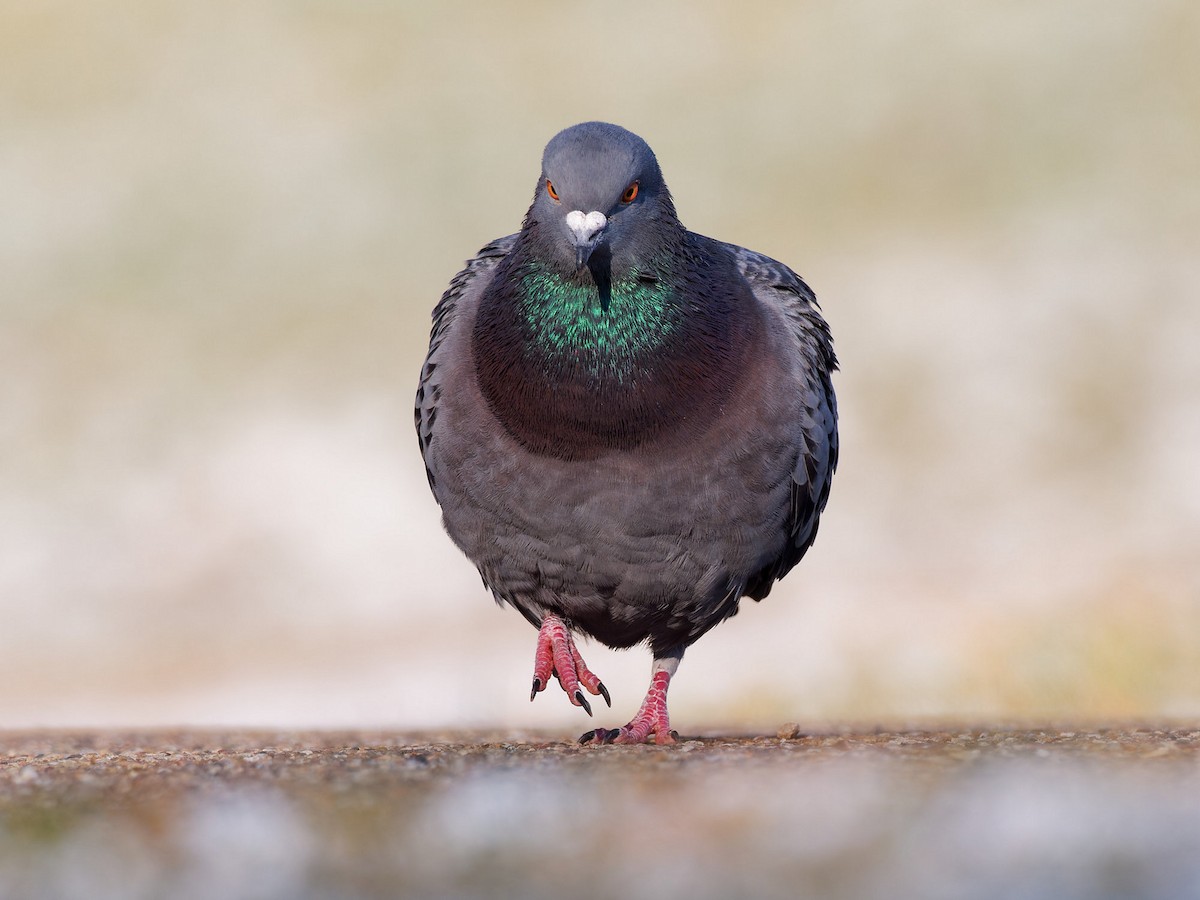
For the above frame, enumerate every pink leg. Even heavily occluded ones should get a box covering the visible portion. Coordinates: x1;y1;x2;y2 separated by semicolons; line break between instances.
580;669;677;745
530;613;611;715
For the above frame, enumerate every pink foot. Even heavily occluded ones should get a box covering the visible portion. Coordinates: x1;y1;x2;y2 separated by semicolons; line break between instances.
530;613;611;715
580;670;677;745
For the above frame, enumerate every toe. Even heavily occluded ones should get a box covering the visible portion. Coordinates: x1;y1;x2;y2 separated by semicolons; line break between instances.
574;690;593;716
578;728;619;745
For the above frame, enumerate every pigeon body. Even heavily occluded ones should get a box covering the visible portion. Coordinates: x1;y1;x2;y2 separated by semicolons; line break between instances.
415;122;837;742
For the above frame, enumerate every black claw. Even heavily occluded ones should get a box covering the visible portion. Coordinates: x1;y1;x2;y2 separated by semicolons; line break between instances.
597;681;611;707
669;730;680;741
530;678;541;701
575;690;593;717
579;728;618;745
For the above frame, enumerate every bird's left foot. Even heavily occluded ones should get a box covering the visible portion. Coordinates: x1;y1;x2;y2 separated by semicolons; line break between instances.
530;613;611;715
579;670;676;745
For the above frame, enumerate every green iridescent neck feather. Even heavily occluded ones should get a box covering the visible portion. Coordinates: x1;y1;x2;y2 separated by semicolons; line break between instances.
472;234;755;459
517;263;680;383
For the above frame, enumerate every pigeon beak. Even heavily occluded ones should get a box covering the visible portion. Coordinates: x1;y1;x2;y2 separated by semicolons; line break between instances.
575;240;599;270
566;210;607;271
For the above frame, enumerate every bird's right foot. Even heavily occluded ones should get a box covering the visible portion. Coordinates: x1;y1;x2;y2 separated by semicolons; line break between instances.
530;613;611;715
579;669;676;745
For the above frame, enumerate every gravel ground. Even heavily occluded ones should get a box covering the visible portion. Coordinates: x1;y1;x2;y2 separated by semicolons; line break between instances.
1;727;1198;899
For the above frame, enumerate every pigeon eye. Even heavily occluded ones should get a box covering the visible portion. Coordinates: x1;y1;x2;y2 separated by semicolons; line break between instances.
621;181;639;203
546;180;560;201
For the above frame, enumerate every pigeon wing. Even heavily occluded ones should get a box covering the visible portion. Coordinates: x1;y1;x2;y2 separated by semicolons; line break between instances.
728;243;839;599
414;234;516;494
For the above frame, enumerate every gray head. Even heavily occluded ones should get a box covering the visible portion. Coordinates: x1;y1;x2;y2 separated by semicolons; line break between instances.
524;122;681;277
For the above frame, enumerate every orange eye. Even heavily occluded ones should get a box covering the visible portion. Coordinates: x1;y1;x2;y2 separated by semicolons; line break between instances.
621;181;639;203
546;179;560;201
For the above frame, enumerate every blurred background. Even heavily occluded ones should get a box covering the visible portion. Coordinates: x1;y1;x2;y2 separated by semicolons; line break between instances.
2;0;1197;731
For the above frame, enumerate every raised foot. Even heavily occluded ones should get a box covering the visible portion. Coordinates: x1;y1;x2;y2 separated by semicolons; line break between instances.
579;670;675;745
530;613;611;715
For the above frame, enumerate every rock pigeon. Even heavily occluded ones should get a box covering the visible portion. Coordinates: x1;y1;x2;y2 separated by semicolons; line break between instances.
415;122;837;744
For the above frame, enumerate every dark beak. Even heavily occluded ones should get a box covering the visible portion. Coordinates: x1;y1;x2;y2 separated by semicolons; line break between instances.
565;211;608;273
575;239;600;271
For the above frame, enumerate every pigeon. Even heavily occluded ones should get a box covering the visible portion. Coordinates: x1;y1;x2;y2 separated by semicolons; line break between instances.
415;122;837;744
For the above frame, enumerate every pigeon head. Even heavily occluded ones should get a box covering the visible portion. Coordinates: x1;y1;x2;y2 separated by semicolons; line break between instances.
525;122;682;278
472;120;770;460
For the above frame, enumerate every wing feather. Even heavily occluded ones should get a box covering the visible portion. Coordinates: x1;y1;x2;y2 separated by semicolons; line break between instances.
726;243;839;599
414;234;516;491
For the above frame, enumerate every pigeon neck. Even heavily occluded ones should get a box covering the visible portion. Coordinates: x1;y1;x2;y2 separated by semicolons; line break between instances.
472;239;760;460
516;263;681;373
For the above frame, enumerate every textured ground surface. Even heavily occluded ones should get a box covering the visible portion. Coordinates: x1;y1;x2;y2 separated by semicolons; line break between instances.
1;726;1198;899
